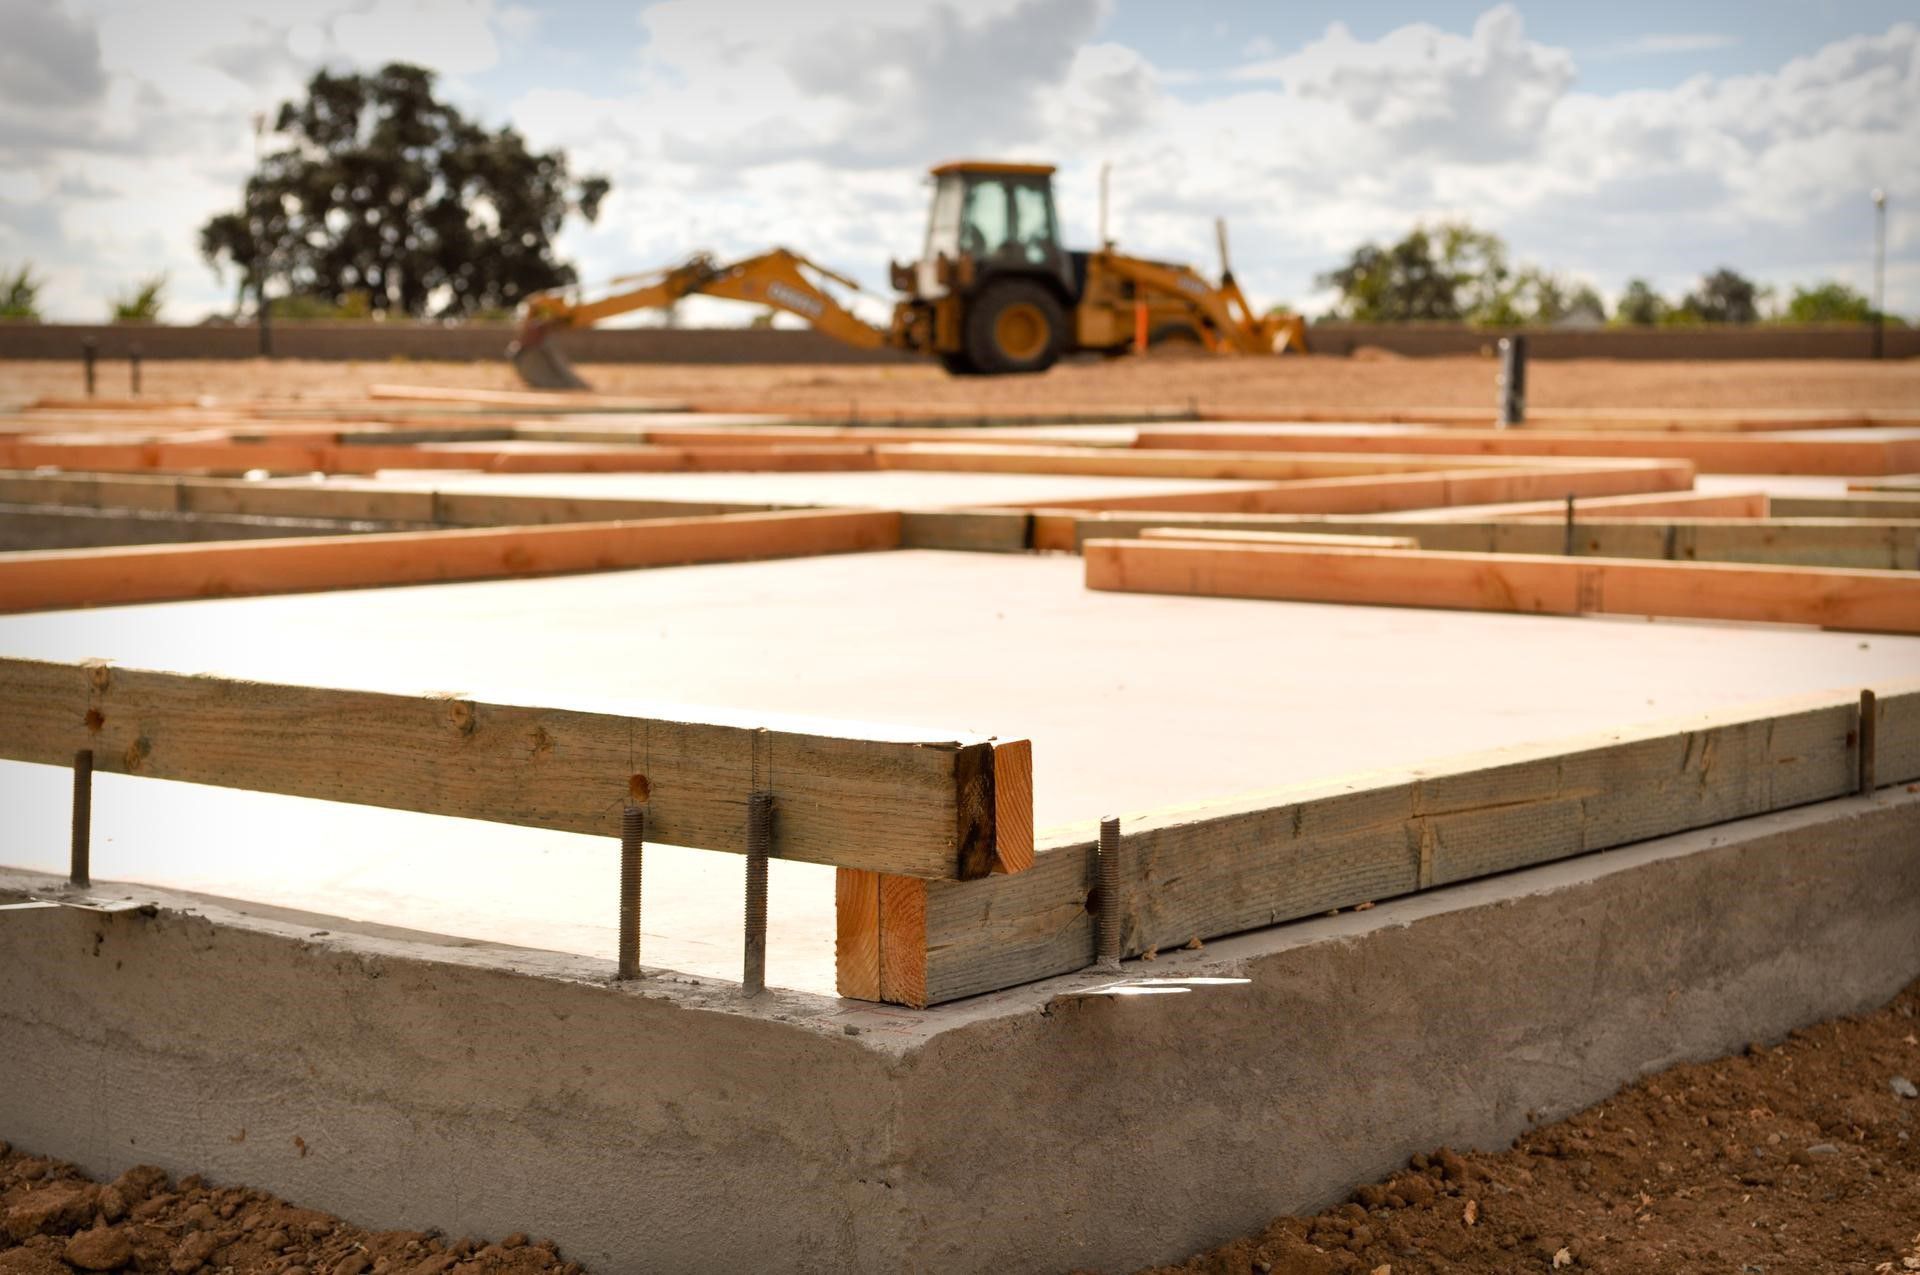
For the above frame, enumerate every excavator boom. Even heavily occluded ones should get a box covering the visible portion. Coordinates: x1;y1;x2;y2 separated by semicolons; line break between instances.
510;249;888;390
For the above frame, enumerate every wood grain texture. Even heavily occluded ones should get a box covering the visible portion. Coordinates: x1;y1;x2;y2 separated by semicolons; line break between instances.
990;739;1035;875
0;656;1020;879
909;684;1920;1004
1084;540;1920;634
0;509;902;613
899;510;1033;552
1138;528;1423;550
878;874;929;1007
834;869;881;1000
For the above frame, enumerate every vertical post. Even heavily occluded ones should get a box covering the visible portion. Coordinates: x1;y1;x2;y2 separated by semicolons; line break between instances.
129;343;142;397
82;338;97;398
1497;334;1527;427
1859;689;1877;796
1133;302;1149;354
257;274;273;358
742;791;772;996
1871;190;1887;362
616;804;644;980
1563;494;1576;556
71;750;94;889
1095;815;1122;971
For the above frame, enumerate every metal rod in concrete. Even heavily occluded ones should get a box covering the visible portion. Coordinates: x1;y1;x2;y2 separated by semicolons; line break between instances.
82;339;97;398
617;803;644;980
130;343;142;397
70;749;93;888
1497;335;1527;427
1563;494;1576;556
742;791;772;996
1860;689;1878;796
1096;816;1122;970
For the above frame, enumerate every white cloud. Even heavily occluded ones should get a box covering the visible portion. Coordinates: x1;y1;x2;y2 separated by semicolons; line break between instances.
1597;33;1740;58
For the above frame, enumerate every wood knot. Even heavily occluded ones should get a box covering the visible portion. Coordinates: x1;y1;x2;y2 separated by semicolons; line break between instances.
528;726;554;759
628;773;650;803
433;696;476;736
83;661;112;692
123;736;151;772
84;709;105;733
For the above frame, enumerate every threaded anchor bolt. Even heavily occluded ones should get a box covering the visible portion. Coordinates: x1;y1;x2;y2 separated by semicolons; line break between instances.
617;803;644;980
1096;815;1122;971
70;749;93;889
742;791;772;996
1860;688;1878;796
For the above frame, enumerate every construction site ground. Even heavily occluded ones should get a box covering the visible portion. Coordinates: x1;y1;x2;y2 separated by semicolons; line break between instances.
3;354;1919;414
6;974;1918;1275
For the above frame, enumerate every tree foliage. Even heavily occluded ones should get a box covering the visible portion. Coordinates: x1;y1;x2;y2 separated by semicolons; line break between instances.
1;263;43;321
1318;223;1604;326
1613;278;1667;326
1676;267;1762;324
110;274;167;323
200;63;609;320
1784;281;1874;324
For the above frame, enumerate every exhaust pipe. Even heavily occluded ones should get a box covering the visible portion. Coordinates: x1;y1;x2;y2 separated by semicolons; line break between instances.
507;321;590;391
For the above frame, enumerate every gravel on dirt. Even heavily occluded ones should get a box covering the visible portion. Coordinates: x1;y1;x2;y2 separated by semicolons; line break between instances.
1134;978;1920;1275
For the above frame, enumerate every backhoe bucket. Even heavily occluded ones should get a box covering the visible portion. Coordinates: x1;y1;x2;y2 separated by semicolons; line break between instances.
507;325;591;391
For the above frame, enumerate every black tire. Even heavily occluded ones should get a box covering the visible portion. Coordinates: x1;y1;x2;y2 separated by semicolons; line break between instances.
965;280;1064;375
940;351;983;376
1146;322;1207;355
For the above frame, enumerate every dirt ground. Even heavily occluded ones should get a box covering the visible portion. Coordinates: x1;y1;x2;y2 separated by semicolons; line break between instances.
1137;978;1920;1275
7;980;1918;1274
0;1155;578;1275
1;354;1917;415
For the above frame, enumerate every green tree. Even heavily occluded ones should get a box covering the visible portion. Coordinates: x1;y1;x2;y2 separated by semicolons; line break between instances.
1678;267;1763;324
1614;278;1667;326
1784;280;1874;324
200;63;609;320
110;274;167;323
0;263;43;321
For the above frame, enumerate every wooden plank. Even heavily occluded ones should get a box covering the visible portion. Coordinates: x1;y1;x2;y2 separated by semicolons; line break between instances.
0;504;402;551
1137;528;1423;550
878;875;930;1007
1133;426;1920;477
899;510;1034;552
0;509;902;613
903;683;1920;1004
834;869;882;1000
0;657;1033;880
1077;514;1920;568
1401;490;1769;521
1772;493;1920;520
991;739;1035;875
1084;539;1920;634
877;442;1673;481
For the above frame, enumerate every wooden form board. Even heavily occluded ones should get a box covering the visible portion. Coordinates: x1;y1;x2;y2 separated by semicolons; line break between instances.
1022;462;1695;549
1075;514;1920;569
0;509;900;613
0;471;772;527
1133;427;1920;476
0;658;1030;880
1772;493;1920;520
1190;407;1920;432
1136;528;1423;550
842;683;1920;1004
1396;490;1768;521
1083;539;1920;634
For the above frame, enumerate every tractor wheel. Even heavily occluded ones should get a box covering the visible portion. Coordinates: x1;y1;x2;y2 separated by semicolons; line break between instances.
939;351;983;376
1145;322;1208;356
964;281;1064;375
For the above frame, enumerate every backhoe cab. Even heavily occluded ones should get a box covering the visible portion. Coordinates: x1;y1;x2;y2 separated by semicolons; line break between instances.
509;158;1304;389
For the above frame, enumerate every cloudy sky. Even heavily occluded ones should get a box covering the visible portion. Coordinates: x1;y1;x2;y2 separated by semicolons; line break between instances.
4;0;1915;324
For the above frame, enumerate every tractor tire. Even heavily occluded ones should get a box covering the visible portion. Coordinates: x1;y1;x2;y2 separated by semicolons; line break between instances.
940;351;983;376
964;281;1064;375
1145;322;1207;356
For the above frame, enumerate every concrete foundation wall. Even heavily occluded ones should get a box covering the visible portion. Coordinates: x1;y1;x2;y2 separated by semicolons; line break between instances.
4;790;1917;1273
3;321;1913;363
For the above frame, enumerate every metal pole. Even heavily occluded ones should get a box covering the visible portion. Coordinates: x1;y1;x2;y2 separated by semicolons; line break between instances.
71;749;93;888
1563;494;1576;556
1497;335;1527;426
616;804;644;980
1095;816;1122;970
82;338;97;397
129;343;141;397
1859;689;1877;796
1872;190;1887;361
257;273;272;358
742;791;772;995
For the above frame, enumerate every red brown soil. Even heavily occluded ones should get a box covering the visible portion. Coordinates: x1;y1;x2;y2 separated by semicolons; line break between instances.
0;1155;579;1275
1137;979;1920;1275
1;355;1917;414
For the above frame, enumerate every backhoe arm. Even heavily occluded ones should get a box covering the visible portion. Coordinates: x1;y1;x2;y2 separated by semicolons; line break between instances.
1098;252;1278;355
512;249;887;389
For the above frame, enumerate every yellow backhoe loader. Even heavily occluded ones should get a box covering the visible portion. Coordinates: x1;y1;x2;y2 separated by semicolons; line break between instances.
509;160;1306;389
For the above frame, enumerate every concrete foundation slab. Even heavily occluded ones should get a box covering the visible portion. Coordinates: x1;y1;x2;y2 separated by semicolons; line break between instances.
4;790;1916;1272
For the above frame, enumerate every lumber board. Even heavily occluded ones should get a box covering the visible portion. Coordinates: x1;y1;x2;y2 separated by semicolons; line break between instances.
1137;528;1423;550
1132;427;1920;476
899;509;1034;552
0;509;902;613
0;657;1032;879
1400;490;1769;521
0;504;402;551
1075;514;1920;568
894;683;1920;1005
1774;493;1920;520
1084;540;1920;634
876;442;1676;481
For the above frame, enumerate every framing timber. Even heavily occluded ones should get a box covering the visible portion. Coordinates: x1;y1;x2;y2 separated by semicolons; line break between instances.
1136;528;1423;550
841;684;1920;1004
1772;493;1920;520
1073;514;1920;568
1083;539;1920;634
0;657;1030;880
0;508;900;613
1132;426;1920;477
